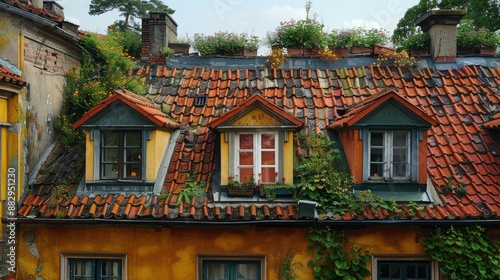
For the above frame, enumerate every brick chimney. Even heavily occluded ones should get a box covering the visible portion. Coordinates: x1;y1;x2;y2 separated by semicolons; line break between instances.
415;9;466;62
141;11;178;60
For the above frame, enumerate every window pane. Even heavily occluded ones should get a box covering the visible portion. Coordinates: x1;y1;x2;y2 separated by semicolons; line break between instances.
239;134;253;149
370;164;384;177
239;168;254;183
236;263;258;280
125;133;141;147
206;263;228;280
103;133;119;146
371;148;384;162
124;164;141;178
125;148;142;163
261;168;276;184
392;148;407;162
393;131;408;146
371;132;384;146
239;152;253;165
261;134;275;149
103;148;118;162
102;163;118;179
261;151;275;165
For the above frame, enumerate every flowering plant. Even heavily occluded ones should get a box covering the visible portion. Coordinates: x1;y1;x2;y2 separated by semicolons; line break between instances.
374;49;416;67
457;22;499;48
326;29;354;48
265;48;291;68
193;32;260;55
273;19;326;49
228;175;256;189
401;32;430;51
351;28;390;48
318;48;341;62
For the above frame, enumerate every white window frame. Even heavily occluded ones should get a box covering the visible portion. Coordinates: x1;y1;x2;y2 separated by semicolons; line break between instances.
234;131;279;185
367;130;411;181
372;255;438;280
196;254;266;280
60;253;127;280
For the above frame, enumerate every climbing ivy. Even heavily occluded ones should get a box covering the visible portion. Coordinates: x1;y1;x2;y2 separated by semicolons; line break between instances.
423;226;500;279
306;227;371;280
294;132;354;213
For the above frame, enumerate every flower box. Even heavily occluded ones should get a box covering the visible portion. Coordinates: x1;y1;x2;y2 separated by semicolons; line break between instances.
286;47;304;57
303;48;321;58
227;183;255;197
169;43;190;55
243;47;258;57
330;47;348;58
479;46;496;55
351;46;373;55
223;48;244;56
409;48;430;57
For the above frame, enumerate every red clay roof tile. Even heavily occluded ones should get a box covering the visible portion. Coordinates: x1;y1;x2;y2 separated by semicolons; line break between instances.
20;62;500;223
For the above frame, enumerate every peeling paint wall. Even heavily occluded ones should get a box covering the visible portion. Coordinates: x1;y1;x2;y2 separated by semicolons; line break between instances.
15;226;439;280
0;9;81;188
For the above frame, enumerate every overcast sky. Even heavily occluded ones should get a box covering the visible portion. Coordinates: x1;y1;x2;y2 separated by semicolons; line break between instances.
57;0;419;52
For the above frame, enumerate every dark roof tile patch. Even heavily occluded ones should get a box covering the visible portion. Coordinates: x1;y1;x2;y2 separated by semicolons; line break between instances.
18;61;500;222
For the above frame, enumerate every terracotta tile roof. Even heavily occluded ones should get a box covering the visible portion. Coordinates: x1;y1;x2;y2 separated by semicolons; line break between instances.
0;64;26;87
19;61;500;223
331;88;438;129
72;87;179;129
4;0;63;23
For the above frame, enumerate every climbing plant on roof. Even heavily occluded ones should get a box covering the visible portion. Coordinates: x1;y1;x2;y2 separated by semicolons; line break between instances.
57;27;143;146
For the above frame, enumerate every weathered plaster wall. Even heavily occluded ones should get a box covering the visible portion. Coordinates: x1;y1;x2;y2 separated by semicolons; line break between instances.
16;225;439;280
0;9;81;185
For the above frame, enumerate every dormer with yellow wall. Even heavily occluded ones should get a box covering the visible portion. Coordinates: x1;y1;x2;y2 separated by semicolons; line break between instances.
72;87;178;193
210;94;303;189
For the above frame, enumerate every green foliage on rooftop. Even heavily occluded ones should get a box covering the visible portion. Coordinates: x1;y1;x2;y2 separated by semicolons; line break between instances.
57;27;143;146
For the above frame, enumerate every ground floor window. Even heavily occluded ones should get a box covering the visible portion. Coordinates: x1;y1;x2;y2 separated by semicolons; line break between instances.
62;254;126;280
378;261;430;280
198;255;265;280
372;255;436;280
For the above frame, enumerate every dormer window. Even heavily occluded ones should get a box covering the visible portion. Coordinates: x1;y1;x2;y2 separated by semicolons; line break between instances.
101;131;142;180
237;132;277;184
332;90;437;202
210;94;303;198
72;87;179;193
368;130;410;181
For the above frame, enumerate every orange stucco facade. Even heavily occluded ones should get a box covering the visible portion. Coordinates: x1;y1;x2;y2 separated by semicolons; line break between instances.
16;225;434;280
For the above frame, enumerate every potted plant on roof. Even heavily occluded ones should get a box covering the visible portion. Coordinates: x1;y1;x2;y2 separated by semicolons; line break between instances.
227;175;256;197
457;20;499;55
169;37;191;55
244;34;260;57
350;28;389;55
193;33;219;56
401;31;430;56
261;175;296;201
273;18;326;57
326;29;353;58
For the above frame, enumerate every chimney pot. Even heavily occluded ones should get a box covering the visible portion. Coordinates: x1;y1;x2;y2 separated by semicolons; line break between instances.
416;9;466;62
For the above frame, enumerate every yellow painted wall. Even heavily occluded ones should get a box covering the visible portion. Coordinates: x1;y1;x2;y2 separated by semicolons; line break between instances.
85;131;94;180
232;108;281;126
220;108;296;185
146;130;171;180
221;132;229;184
16;225;443;280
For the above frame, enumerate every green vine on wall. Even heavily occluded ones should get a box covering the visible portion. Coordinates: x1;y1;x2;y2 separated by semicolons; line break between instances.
423;226;500;279
306;227;370;280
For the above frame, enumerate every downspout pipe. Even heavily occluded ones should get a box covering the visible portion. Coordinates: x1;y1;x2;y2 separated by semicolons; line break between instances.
0;2;80;44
